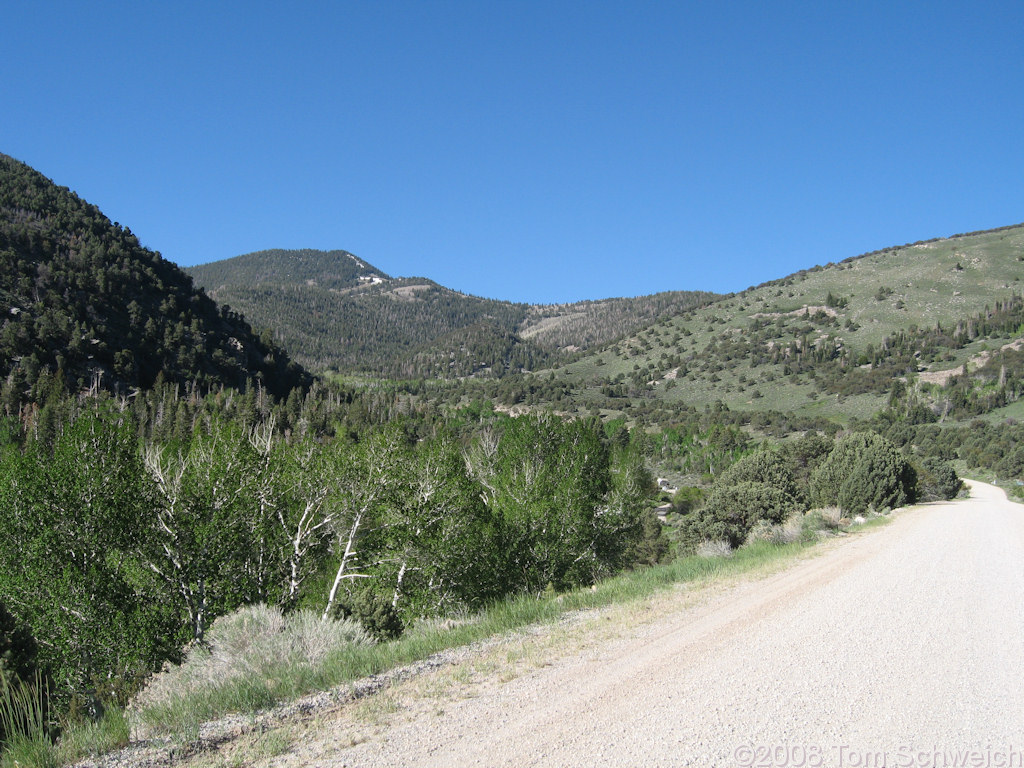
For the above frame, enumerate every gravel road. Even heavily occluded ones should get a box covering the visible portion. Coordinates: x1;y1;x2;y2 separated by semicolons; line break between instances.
273;481;1024;768
103;481;1023;768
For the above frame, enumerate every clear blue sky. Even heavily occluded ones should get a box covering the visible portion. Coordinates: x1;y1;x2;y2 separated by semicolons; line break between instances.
3;1;1023;304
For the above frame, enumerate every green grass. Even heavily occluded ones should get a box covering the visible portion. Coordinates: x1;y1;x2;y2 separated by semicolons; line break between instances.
1;674;133;768
0;674;56;768
53;709;131;765
977;392;1024;423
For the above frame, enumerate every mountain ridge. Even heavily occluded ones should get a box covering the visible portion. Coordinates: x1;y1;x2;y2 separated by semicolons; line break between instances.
0;153;311;404
541;222;1024;425
186;251;720;377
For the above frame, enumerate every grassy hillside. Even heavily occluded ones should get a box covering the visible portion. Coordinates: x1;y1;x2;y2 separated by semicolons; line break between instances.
549;224;1024;423
520;291;720;351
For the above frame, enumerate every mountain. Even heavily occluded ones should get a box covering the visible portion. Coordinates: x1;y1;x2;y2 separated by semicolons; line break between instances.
185;248;389;292
545;223;1024;425
0;154;311;404
187;251;719;377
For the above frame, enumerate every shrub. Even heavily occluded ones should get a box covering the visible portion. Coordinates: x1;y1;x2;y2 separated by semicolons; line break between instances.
915;458;963;501
683;481;801;550
747;514;806;546
132;604;371;715
779;432;834;486
809;432;917;515
671;486;704;516
696;540;733;558
718;450;800;503
333;592;405;643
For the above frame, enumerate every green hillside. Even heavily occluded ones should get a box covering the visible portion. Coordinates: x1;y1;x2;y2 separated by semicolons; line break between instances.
547;224;1024;424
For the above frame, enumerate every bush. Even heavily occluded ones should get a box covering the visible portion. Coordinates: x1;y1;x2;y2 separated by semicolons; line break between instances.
801;507;844;538
333;592;405;643
747;514;806;546
915;458;963;501
682;481;801;550
132;604;371;715
696;540;733;558
779;432;834;487
718;450;800;503
809;432;917;515
671;486;704;515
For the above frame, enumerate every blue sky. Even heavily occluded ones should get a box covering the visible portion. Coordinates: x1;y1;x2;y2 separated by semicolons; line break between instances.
3;1;1023;304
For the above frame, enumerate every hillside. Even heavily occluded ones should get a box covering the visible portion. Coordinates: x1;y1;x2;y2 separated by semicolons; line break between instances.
189;251;535;375
549;224;1024;424
0;154;311;404
187;250;719;377
186;248;389;292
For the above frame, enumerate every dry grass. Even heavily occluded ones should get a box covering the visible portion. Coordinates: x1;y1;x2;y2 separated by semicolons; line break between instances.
697;540;733;558
748;514;806;546
131;605;371;737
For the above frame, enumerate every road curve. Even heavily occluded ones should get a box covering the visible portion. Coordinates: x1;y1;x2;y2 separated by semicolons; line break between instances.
293;481;1024;768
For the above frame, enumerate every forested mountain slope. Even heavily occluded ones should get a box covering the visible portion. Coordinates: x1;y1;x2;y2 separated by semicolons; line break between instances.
189;251;535;375
187;250;719;377
186;248;388;291
0;154;311;403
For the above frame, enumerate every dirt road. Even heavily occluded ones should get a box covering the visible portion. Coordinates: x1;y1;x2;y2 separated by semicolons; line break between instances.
198;481;1024;768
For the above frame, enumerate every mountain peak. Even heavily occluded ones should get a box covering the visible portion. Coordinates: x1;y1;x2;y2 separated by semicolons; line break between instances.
189;249;390;293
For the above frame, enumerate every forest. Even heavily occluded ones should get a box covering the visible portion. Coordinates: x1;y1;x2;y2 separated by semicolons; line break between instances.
0;372;972;763
185;249;719;379
0;385;659;737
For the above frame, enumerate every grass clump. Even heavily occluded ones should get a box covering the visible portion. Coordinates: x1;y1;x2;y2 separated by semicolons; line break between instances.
747;513;807;546
54;708;130;765
0;673;55;768
132;605;370;737
696;540;734;558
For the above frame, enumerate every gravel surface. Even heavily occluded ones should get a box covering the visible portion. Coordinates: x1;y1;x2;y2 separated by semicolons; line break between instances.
85;481;1024;767
303;481;1024;767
